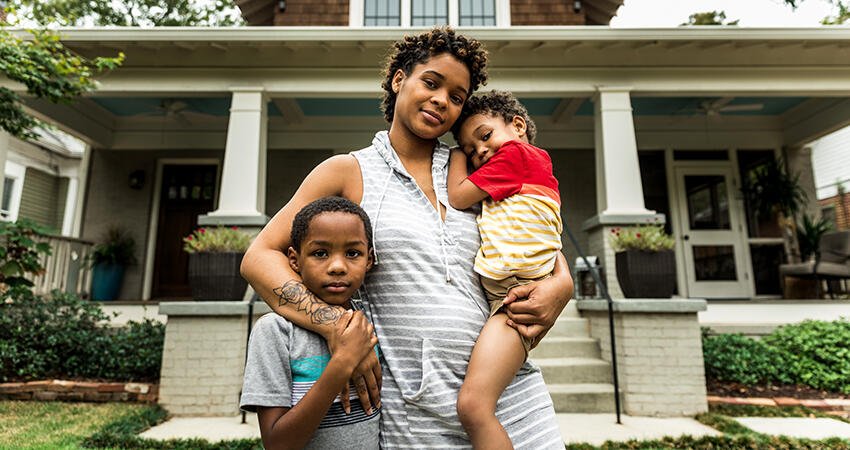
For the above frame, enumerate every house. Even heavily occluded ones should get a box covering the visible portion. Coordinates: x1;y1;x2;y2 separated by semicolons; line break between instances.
812;125;850;229
9;0;849;418
14;15;848;301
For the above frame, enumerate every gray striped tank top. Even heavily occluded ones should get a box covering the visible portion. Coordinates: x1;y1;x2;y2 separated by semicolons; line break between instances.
352;131;563;449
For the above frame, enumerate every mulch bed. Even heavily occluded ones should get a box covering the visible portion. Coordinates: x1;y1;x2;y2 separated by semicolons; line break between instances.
708;378;849;400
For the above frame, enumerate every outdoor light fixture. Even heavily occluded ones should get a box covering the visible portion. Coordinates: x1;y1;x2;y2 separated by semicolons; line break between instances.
573;0;582;12
278;0;286;12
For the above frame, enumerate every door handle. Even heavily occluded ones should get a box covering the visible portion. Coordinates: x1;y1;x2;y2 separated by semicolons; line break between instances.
683;235;690;241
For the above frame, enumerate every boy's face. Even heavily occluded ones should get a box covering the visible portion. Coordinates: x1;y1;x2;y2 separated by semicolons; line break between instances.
288;211;373;307
458;113;527;169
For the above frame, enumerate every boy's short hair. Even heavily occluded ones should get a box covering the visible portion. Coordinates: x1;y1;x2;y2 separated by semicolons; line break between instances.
290;197;373;252
380;26;489;124
452;90;538;144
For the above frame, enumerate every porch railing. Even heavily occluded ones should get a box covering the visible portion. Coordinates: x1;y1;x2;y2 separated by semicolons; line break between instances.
31;235;94;297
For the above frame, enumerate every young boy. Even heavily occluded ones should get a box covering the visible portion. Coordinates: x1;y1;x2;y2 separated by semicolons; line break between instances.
240;196;380;450
447;90;563;449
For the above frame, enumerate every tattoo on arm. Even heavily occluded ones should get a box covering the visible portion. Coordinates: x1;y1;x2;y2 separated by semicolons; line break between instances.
273;281;343;325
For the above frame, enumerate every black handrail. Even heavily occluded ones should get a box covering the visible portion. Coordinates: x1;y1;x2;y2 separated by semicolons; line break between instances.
241;292;258;424
563;223;622;424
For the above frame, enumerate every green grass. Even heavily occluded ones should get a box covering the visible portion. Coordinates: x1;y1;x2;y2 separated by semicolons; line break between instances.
0;401;146;450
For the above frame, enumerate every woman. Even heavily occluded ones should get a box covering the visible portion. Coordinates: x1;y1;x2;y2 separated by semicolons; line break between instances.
241;27;573;448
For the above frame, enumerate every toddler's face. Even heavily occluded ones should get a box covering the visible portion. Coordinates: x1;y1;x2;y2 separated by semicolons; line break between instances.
457;113;527;169
288;211;372;307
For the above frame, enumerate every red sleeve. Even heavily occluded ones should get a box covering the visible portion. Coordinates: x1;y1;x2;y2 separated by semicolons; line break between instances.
467;142;526;202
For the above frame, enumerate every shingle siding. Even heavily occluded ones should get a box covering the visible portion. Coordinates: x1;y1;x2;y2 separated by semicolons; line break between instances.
510;0;585;25
274;0;349;25
19;168;67;233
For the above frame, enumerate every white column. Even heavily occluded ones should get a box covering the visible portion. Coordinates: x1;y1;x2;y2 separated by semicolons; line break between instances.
200;87;269;226
61;176;78;236
70;144;91;238
593;87;655;218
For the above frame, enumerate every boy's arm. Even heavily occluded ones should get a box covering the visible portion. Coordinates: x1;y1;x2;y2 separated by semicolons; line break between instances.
447;148;489;210
256;311;377;450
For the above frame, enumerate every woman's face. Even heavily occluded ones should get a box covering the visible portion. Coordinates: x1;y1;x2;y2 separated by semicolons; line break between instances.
391;53;471;141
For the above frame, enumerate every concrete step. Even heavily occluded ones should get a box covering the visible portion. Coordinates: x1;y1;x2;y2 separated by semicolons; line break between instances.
547;383;621;413
533;357;613;384
530;336;601;359
547;317;589;337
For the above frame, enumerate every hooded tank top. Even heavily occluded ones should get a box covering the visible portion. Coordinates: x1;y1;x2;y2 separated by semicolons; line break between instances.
352;131;563;449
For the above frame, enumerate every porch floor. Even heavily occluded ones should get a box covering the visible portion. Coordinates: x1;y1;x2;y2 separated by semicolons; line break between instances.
698;298;850;335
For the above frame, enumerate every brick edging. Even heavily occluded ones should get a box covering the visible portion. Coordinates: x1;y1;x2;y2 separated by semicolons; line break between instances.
708;395;850;415
0;380;158;403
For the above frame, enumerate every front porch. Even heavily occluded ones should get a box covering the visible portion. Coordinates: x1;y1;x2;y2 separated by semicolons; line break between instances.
7;27;850;303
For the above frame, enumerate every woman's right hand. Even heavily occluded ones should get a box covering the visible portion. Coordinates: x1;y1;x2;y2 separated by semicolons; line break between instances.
330;310;381;414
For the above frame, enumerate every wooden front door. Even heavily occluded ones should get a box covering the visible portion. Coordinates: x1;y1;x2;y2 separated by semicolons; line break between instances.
152;164;218;299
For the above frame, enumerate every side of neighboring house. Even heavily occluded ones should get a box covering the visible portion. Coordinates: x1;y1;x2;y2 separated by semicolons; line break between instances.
812;125;850;229
1;129;85;237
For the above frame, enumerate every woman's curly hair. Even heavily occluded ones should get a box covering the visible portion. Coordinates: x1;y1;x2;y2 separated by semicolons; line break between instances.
451;90;537;144
380;27;488;124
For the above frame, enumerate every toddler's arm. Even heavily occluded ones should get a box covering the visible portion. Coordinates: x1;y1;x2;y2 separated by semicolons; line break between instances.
447;148;490;210
256;310;378;450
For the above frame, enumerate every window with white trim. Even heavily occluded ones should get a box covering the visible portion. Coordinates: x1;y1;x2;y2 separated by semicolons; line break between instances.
1;177;16;220
353;0;508;27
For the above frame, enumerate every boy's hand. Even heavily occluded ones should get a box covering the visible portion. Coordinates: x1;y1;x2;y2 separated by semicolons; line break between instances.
329;310;380;414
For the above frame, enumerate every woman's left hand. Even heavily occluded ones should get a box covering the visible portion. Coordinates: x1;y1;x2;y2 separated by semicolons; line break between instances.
502;252;573;348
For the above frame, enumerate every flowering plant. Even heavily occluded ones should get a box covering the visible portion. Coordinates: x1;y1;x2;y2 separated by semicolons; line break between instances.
609;225;675;253
183;226;253;254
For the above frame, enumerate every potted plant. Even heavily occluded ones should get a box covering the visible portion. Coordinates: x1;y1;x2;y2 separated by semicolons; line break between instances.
90;227;136;301
742;157;807;262
797;214;832;262
609;225;676;298
183;226;252;301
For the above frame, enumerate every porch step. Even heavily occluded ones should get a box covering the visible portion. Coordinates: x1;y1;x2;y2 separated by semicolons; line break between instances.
532;357;613;384
547;317;590;337
547;383;620;413
529;336;601;359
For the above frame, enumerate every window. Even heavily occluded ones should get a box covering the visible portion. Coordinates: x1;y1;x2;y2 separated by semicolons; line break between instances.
459;0;496;26
364;0;400;26
412;0;447;26
0;177;13;220
352;0;508;27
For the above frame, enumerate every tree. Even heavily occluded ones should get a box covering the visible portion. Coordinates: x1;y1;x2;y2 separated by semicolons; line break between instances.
785;0;850;25
681;11;739;26
0;26;123;139
7;0;243;27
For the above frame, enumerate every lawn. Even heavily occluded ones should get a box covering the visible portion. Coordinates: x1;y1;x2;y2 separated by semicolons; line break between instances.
0;401;146;450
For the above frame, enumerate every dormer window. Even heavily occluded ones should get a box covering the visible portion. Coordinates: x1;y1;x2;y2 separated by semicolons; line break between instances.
352;0;509;27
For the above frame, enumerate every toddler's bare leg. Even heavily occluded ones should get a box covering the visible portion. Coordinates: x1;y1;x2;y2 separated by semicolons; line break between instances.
457;313;526;450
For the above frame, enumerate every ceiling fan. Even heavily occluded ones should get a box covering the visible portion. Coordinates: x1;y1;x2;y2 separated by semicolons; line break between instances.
694;97;764;116
134;99;215;125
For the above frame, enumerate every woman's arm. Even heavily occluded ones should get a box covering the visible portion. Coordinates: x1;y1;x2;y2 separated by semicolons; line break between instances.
257;311;377;450
241;154;381;412
502;252;573;347
447;148;489;210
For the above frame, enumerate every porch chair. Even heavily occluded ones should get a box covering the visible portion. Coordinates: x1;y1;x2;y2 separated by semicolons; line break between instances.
779;230;850;299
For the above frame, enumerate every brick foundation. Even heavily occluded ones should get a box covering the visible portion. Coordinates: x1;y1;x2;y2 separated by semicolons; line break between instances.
0;380;158;403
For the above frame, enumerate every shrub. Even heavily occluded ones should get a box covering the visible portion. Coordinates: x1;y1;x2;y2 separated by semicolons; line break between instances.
90;227;137;266
0;219;52;293
0;289;164;382
702;332;792;385
763;320;850;394
703;319;850;393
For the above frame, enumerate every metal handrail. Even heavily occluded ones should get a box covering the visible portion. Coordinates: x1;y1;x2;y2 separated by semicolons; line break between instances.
563;223;622;424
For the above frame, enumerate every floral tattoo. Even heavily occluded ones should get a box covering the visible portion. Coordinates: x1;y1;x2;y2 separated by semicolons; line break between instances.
273;280;344;325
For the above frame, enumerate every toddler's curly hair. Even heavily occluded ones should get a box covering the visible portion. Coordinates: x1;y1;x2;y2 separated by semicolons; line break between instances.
380;27;488;123
452;90;537;144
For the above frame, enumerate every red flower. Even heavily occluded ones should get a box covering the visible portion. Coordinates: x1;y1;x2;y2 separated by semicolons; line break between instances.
187;236;194;241
199;228;206;234
636;233;642;238
231;226;239;230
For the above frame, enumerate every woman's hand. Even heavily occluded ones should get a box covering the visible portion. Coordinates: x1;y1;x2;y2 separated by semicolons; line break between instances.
502;252;573;348
329;311;381;414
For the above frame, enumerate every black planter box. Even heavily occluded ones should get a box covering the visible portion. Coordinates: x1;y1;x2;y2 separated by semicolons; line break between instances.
188;252;248;301
615;249;676;298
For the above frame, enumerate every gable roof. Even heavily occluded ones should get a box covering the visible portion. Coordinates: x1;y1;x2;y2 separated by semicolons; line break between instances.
235;0;624;26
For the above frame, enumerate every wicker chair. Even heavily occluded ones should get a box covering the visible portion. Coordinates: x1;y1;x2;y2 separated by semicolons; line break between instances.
779;230;850;298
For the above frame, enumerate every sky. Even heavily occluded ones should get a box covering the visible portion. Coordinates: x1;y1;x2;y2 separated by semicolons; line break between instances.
609;0;839;27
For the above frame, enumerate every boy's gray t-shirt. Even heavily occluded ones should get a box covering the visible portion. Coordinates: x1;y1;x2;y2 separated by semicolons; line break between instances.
240;313;380;449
